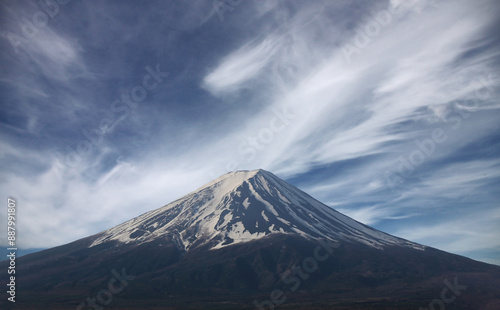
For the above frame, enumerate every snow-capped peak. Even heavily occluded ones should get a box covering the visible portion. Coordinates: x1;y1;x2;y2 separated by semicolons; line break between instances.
89;169;424;251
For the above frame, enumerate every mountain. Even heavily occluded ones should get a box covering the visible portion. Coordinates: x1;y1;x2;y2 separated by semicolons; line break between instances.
1;169;499;310
90;169;423;251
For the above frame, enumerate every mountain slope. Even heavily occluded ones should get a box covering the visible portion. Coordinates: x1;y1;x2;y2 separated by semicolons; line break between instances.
1;169;499;310
89;169;422;251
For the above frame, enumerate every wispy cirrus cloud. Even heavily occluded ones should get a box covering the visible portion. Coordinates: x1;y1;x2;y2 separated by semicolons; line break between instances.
203;37;279;96
0;0;499;265
394;207;500;265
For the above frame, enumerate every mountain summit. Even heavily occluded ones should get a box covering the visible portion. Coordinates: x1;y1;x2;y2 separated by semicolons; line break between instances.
2;170;499;310
90;169;422;251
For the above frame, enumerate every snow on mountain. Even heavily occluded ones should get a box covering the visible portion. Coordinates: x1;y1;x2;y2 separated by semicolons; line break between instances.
89;169;424;251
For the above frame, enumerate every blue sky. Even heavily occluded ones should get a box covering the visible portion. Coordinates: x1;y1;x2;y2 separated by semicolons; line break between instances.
0;0;499;264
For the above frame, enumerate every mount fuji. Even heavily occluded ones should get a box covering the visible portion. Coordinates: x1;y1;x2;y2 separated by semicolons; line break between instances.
89;169;422;252
2;169;499;309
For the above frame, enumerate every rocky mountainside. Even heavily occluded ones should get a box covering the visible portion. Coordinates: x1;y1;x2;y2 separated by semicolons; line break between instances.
1;169;499;310
89;169;423;251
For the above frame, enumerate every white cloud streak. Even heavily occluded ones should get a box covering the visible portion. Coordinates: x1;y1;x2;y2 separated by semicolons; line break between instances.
203;37;279;96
